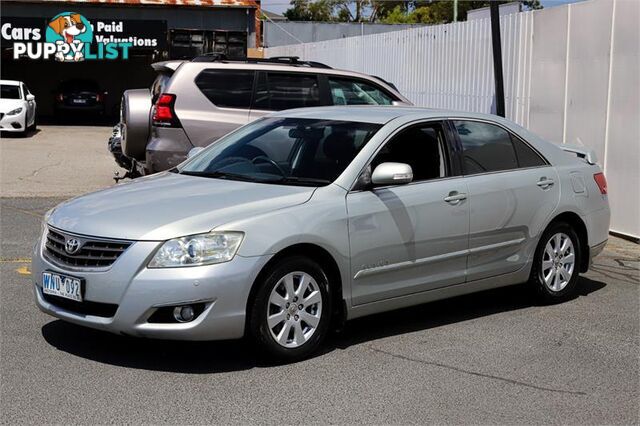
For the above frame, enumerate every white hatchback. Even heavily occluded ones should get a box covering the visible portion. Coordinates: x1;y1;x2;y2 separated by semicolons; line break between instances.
0;80;37;136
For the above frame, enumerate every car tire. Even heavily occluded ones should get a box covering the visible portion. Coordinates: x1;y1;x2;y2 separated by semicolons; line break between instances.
28;114;37;131
528;221;582;303
249;256;332;362
18;118;28;137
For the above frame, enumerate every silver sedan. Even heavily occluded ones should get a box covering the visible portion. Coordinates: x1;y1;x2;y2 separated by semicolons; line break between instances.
32;106;610;361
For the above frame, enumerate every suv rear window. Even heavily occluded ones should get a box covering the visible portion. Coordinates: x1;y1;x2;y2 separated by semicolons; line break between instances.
253;72;321;111
195;69;255;109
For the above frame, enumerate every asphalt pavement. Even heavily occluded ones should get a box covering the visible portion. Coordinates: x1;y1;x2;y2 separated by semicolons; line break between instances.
1;127;639;424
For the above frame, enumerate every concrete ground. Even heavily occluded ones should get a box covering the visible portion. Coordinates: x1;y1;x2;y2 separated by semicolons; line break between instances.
1;125;123;197
1;127;639;424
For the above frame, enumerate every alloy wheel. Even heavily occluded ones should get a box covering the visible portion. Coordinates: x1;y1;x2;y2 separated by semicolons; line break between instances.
541;232;575;292
267;271;323;348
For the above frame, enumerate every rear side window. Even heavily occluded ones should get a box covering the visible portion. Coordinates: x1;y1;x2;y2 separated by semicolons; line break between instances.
195;69;255;109
454;120;547;174
329;78;395;105
512;136;547;168
454;120;518;174
253;72;321;111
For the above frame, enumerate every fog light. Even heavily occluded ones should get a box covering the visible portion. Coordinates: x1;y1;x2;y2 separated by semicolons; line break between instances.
173;305;195;323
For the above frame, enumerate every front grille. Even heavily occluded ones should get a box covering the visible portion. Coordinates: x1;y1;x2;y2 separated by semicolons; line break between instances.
44;227;132;269
42;293;118;318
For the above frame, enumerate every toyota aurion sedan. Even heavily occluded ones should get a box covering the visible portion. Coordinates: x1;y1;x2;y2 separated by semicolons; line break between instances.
33;106;610;361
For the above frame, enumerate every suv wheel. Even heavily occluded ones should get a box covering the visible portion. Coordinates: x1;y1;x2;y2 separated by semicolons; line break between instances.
249;256;332;362
529;222;582;303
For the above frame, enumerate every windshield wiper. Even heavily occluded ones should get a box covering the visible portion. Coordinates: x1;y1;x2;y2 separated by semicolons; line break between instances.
179;170;257;182
265;176;332;186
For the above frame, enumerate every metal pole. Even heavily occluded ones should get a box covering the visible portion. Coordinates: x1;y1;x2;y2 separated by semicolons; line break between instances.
490;2;506;117
453;0;458;22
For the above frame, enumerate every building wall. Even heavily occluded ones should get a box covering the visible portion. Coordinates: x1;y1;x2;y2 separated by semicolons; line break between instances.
3;3;256;47
266;0;640;239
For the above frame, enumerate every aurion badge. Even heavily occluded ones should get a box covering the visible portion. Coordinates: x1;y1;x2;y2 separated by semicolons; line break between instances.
65;238;81;254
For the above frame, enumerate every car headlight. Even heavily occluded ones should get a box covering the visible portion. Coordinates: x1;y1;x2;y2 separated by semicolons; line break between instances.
148;231;244;268
7;107;23;116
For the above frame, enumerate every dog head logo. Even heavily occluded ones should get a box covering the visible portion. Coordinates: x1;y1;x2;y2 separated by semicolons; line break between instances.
46;12;93;62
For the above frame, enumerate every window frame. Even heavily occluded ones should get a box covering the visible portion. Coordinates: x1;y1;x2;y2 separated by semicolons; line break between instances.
251;70;330;111
350;119;461;192
325;75;400;106
447;118;550;177
194;68;258;110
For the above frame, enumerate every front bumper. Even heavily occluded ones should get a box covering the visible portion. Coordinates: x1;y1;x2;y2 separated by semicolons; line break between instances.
32;235;271;340
0;110;26;131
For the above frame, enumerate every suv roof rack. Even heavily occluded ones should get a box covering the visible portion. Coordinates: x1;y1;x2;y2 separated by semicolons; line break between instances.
190;54;332;69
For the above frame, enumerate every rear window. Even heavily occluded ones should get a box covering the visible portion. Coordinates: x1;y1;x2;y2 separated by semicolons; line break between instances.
195;69;255;109
151;73;172;104
59;80;99;92
1;85;22;99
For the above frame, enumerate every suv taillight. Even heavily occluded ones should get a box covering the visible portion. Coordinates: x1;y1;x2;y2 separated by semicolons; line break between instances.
152;93;181;127
594;172;607;194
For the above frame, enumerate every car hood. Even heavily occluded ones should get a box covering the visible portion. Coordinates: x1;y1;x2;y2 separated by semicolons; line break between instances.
0;99;24;112
47;172;316;241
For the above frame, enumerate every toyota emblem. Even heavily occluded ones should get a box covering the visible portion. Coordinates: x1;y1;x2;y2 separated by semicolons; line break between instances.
65;238;81;254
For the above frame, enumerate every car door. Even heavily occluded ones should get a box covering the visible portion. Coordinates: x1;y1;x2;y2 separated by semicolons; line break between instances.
347;121;469;306
248;71;327;121
451;119;560;281
185;69;254;146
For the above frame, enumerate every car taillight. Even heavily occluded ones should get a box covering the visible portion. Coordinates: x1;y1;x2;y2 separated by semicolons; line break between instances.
152;93;181;127
96;93;102;102
594;172;607;194
57;93;63;102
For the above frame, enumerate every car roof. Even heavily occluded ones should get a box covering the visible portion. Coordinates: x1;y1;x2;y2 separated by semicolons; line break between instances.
269;105;510;125
0;80;22;86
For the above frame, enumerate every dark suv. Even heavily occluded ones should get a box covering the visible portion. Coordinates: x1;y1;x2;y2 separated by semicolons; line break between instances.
115;56;411;177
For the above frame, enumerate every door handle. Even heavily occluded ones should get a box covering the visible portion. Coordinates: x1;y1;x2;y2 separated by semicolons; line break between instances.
444;191;467;205
536;178;555;189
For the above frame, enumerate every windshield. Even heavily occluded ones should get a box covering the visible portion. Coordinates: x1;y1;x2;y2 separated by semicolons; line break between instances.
179;117;382;186
1;85;21;99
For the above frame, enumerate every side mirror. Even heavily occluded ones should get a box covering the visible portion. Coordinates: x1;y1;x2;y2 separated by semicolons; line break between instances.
187;147;204;159
26;94;35;101
371;162;413;186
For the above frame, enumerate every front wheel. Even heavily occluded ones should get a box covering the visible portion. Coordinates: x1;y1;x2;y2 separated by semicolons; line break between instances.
249;256;332;362
528;222;582;303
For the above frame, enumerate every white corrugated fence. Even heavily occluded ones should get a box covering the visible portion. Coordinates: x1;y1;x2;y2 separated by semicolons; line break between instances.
266;0;639;240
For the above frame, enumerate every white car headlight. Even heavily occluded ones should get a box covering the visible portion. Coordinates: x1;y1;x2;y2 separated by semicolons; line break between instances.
7;107;23;116
148;231;244;268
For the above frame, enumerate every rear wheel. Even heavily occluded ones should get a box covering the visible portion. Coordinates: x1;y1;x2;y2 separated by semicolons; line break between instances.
528;222;581;302
249;256;332;362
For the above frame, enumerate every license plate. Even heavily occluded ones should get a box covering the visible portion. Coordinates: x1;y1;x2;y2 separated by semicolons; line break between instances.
42;272;83;302
72;99;87;104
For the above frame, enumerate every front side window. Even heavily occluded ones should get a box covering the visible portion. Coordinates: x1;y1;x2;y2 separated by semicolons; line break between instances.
1;85;22;100
180;118;381;186
371;122;448;182
253;73;321;111
195;69;255;109
454;121;519;174
329;78;395;106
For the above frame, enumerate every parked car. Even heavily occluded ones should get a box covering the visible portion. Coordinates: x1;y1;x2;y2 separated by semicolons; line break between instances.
0;79;37;136
33;107;610;362
54;79;107;117
115;55;411;178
